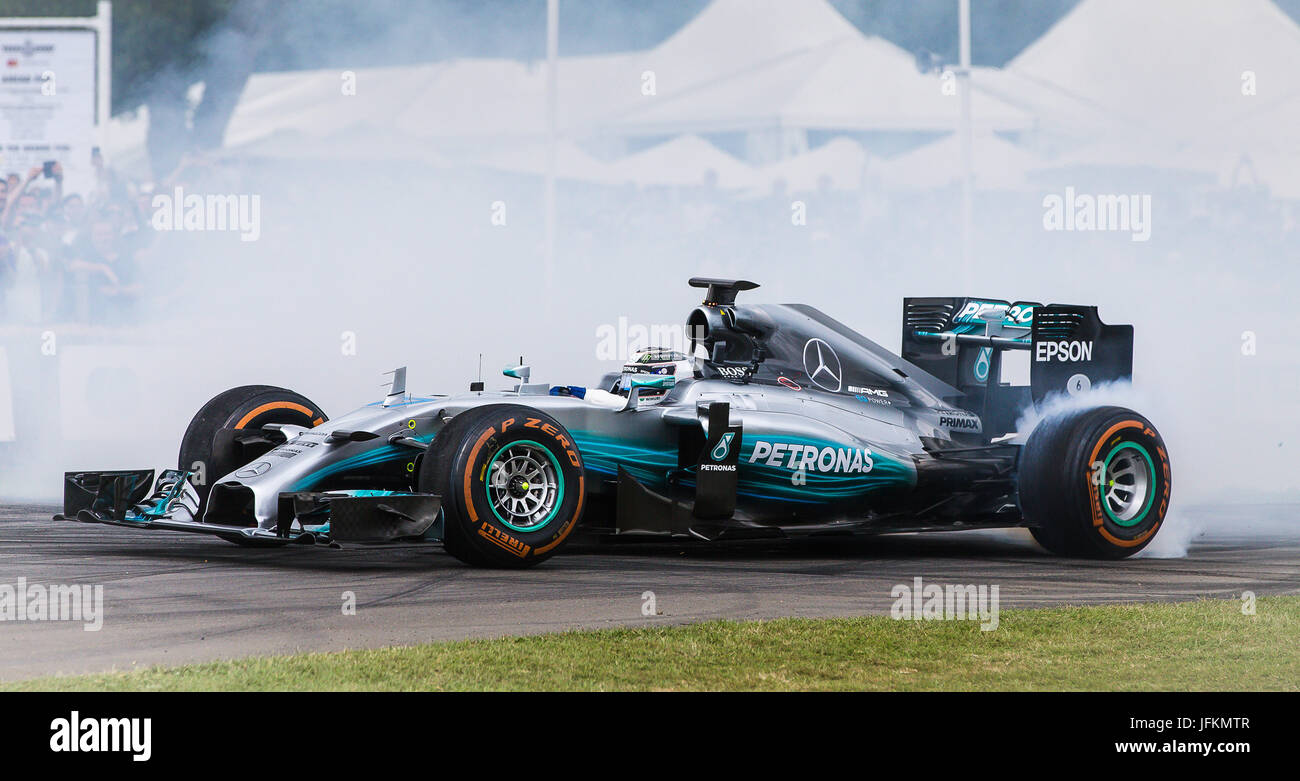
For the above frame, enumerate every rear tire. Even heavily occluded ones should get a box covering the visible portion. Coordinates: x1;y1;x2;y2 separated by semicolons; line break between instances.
178;385;327;543
1019;405;1171;559
419;404;585;568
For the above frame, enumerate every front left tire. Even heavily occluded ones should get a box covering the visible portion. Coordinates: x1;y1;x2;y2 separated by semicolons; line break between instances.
420;404;585;568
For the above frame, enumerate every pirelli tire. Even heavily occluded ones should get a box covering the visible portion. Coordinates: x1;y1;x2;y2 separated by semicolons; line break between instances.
177;385;328;544
420;404;585;569
1019;405;1171;559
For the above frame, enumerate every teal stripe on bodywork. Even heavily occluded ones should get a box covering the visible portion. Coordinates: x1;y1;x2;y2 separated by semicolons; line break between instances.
736;436;915;502
571;431;678;489
289;432;437;491
290;427;915;506
571;430;915;505
363;396;441;407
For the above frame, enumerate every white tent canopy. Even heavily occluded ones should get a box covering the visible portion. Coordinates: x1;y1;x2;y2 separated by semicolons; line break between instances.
753;136;871;195
223;123;450;167
995;0;1300;195
970;66;1118;141
878;131;1040;191
216;0;1033;158
471;139;616;183
1029;138;1223;176
124;0;1300;190
219;51;650;154
603;3;1032;135
99;0;1045;181
640;0;862;86
1007;0;1300;144
608;135;759;189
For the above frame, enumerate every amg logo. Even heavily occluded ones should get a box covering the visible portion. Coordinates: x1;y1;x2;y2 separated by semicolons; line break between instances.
748;441;874;474
1035;340;1093;362
848;385;889;398
938;413;980;431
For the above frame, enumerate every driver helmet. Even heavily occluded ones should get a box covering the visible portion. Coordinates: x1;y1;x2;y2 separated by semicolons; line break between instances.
604;347;692;404
622;347;692;382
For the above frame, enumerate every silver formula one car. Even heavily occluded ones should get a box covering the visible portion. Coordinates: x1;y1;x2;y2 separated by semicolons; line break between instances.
56;277;1172;567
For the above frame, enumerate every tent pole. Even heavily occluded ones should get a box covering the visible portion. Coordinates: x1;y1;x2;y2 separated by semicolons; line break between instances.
958;0;973;288
545;0;559;291
98;1;112;160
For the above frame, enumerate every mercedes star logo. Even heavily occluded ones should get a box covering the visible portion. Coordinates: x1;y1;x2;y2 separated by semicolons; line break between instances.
802;338;842;392
235;461;272;478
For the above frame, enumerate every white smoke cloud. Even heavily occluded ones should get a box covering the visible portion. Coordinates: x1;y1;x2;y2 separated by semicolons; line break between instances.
1137;507;1208;559
1012;379;1153;442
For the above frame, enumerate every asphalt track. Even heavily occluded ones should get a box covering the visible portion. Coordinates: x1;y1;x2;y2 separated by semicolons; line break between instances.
0;502;1297;681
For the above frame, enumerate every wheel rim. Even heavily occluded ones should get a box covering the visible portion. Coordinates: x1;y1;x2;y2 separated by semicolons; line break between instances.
486;440;563;533
1102;442;1155;526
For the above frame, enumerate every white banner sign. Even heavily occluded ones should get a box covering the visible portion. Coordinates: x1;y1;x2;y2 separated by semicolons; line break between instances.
0;29;98;195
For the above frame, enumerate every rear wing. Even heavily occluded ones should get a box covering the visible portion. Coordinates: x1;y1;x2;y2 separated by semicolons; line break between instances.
902;297;1133;437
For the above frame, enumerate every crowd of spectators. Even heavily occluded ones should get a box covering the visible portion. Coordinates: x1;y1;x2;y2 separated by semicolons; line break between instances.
0;157;147;326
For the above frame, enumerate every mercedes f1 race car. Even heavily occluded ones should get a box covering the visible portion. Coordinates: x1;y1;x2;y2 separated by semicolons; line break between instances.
56;277;1171;566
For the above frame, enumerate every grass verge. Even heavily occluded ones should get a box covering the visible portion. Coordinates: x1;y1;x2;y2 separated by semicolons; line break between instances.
7;597;1297;691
